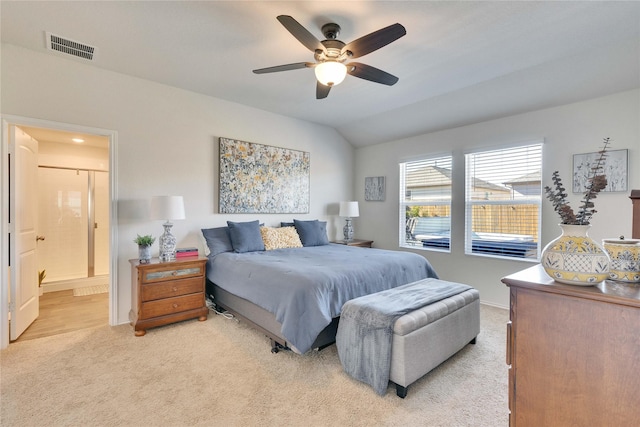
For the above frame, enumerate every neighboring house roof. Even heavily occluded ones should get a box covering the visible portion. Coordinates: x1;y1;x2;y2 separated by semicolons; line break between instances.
405;165;451;187
406;165;508;193
503;171;541;186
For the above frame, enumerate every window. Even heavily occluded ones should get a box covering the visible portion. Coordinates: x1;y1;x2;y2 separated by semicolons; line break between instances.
400;154;452;251
464;143;542;260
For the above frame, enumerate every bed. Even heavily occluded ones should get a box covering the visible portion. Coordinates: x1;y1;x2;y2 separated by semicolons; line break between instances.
202;220;438;354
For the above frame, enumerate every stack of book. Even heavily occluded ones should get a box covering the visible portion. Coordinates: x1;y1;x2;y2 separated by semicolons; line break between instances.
175;247;199;258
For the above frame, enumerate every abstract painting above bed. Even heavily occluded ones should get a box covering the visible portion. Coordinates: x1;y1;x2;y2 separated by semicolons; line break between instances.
206;244;438;354
218;137;310;214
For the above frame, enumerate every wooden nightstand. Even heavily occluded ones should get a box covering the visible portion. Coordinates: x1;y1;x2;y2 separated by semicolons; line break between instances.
332;239;374;248
129;256;209;336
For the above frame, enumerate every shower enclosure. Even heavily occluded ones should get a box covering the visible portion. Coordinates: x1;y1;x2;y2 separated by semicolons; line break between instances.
37;166;109;291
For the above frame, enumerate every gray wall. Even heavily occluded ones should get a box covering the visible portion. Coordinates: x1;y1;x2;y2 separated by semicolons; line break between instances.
354;89;639;308
3;41;638;317
1;44;354;324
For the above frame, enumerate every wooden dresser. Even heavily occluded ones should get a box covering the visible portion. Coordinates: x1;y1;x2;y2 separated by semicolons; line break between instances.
129;257;208;336
502;264;640;426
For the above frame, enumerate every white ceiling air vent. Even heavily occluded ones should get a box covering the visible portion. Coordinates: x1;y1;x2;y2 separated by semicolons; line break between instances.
45;32;96;61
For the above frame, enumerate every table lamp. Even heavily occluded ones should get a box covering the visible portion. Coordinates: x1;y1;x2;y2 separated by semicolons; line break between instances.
339;201;359;242
151;195;185;261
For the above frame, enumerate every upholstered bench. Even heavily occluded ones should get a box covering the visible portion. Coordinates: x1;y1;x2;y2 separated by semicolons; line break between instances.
336;279;480;398
390;287;480;397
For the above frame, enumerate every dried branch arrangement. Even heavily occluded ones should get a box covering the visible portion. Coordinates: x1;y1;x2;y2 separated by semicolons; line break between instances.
544;138;610;225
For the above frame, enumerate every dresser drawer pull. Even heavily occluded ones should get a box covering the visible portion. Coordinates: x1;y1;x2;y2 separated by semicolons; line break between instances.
172;287;178;292
172;271;178;276
172;303;178;309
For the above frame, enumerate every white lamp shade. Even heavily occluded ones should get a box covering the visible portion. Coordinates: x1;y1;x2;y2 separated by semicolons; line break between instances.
339;201;359;218
315;61;347;86
150;196;185;220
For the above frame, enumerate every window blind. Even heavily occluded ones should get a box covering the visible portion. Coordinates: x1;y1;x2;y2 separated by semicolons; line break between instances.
464;143;542;259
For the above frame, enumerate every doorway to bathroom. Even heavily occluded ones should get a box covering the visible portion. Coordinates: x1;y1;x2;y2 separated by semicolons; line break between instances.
8;123;115;342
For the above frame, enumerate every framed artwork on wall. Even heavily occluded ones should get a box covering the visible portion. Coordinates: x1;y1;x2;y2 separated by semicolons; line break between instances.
365;176;386;201
572;149;628;193
219;137;310;213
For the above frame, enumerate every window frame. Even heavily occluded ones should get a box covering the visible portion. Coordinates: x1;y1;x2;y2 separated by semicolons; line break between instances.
464;142;543;261
399;153;453;253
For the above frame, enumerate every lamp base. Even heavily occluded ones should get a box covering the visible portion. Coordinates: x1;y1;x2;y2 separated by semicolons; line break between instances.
343;218;354;242
159;221;177;262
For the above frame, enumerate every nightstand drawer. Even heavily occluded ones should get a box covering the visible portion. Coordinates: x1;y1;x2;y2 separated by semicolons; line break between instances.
141;263;205;284
141;277;203;302
140;293;204;319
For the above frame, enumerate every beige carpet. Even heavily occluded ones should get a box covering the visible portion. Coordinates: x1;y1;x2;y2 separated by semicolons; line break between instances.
1;305;508;427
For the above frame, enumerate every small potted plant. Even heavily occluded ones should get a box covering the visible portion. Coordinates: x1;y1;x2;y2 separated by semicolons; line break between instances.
134;234;155;263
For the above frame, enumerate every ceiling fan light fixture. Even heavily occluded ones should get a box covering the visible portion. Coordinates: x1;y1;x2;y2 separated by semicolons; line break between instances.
315;61;347;87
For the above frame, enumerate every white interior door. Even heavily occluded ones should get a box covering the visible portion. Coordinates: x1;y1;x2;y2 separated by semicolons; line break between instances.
10;126;39;340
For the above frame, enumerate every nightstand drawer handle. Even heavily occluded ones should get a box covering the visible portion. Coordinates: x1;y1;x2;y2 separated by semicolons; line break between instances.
171;271;178;276
172;286;178;292
172;303;178;309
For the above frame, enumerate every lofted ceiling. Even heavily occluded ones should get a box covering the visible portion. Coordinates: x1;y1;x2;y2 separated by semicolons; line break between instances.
1;1;639;147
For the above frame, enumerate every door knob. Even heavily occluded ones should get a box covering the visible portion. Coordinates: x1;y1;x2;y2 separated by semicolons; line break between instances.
36;235;45;242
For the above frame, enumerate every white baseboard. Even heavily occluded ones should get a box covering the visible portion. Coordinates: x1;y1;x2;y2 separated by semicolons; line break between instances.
479;301;508;311
42;275;109;293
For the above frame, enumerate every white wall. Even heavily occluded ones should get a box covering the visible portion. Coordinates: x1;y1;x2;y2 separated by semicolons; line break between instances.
355;89;639;308
1;44;354;324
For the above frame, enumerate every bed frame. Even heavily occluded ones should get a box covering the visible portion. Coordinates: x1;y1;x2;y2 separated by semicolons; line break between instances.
207;281;339;353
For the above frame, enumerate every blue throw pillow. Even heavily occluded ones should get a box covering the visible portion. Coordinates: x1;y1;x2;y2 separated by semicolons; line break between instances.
227;220;265;253
201;226;233;258
294;219;329;247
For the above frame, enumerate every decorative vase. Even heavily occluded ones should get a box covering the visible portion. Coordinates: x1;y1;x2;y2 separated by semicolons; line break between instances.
541;224;610;286
138;244;152;264
602;238;640;283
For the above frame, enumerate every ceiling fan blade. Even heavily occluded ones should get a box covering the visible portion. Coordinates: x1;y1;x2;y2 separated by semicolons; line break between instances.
277;15;325;53
341;23;406;59
347;62;399;86
316;82;331;99
253;62;315;74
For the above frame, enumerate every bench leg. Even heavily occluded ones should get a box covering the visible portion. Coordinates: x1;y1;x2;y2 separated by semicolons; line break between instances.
396;384;408;399
470;336;477;345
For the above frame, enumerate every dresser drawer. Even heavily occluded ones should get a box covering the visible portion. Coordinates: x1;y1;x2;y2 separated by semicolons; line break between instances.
140;262;205;284
140;293;204;319
141;277;203;302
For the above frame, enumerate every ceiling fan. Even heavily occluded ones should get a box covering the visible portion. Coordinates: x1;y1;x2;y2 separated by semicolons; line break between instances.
253;15;406;99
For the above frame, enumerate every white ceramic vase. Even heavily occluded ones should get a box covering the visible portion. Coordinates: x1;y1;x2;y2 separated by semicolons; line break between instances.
541;224;610;286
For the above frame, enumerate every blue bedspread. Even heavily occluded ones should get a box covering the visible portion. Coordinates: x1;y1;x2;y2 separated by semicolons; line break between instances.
208;244;438;354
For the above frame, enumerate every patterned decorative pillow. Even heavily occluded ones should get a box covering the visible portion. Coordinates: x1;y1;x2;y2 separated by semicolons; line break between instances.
260;226;303;250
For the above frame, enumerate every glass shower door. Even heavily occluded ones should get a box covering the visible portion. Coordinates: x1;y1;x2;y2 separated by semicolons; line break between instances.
37;168;89;282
